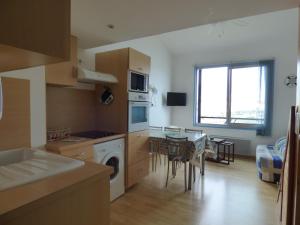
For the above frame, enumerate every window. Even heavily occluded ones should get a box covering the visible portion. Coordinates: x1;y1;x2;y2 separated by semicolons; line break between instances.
194;61;274;133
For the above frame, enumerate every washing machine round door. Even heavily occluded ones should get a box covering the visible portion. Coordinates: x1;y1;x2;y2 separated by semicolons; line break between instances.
101;152;121;181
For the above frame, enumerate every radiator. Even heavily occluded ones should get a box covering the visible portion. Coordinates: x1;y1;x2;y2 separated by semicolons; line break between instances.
210;135;251;156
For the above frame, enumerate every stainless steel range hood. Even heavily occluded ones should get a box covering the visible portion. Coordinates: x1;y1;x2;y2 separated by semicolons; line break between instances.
77;67;118;84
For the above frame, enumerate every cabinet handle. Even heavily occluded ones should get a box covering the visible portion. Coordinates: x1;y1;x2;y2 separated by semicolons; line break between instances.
138;67;143;71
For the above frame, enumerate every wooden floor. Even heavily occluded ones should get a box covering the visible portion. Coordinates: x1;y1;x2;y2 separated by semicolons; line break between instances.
111;158;279;225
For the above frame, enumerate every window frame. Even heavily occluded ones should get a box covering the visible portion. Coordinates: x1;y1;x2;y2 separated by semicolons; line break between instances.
194;61;273;130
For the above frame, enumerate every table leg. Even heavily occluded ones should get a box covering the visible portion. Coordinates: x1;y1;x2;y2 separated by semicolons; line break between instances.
188;162;192;190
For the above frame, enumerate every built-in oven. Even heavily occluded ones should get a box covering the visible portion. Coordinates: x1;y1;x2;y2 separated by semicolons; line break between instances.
128;70;149;93
128;92;149;132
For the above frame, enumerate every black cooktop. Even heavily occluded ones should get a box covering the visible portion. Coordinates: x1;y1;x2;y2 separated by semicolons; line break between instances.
73;130;117;139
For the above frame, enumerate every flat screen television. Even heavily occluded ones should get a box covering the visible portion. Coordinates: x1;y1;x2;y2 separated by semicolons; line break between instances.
167;92;187;106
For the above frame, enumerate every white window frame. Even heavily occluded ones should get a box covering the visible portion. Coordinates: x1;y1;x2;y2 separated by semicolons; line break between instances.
194;61;272;130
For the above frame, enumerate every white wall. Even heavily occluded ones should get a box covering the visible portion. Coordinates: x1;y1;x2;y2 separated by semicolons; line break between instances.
0;67;46;148
79;36;173;126
171;34;298;155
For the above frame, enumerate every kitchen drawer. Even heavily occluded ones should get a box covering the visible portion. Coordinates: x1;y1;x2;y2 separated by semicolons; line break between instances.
128;130;150;165
61;145;94;161
127;158;149;188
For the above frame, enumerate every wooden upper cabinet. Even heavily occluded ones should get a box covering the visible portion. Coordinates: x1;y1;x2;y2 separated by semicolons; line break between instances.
45;36;77;86
0;0;70;72
95;48;129;133
129;48;151;74
0;77;31;150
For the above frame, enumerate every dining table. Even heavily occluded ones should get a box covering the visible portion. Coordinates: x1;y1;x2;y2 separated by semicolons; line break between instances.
148;130;207;190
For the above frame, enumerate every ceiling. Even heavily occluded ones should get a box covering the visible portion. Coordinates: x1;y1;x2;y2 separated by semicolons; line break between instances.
158;8;298;55
71;0;299;49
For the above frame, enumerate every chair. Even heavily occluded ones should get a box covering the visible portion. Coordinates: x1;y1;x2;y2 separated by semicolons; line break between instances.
189;136;206;180
149;126;163;171
184;128;203;134
205;136;218;159
164;127;181;132
150;126;163;130
161;127;181;165
165;135;189;191
184;128;205;179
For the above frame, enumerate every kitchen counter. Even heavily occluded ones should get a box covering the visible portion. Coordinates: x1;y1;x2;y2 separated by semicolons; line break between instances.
0;161;112;223
46;133;126;152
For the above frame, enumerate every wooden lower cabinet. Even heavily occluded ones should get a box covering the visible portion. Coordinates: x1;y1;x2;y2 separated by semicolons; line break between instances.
1;175;110;225
61;145;94;161
127;130;150;188
127;130;149;165
46;144;95;162
127;158;150;188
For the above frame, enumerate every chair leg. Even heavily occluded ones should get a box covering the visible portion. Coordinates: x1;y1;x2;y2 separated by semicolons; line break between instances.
150;142;155;172
233;144;235;162
172;160;176;178
201;153;205;176
158;143;162;165
166;159;170;188
193;165;196;182
165;154;167;166
155;150;158;172
199;153;203;176
151;154;155;172
184;162;187;192
158;152;162;165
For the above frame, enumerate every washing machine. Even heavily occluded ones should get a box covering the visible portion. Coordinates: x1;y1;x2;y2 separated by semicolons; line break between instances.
93;138;125;201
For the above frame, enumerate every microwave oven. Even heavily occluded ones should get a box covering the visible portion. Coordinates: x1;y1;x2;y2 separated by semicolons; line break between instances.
128;70;149;93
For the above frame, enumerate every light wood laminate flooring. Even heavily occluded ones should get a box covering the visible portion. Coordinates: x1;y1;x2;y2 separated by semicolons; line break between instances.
111;158;279;225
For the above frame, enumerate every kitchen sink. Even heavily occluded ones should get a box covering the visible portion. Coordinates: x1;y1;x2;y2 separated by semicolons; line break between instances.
0;148;35;166
0;148;85;191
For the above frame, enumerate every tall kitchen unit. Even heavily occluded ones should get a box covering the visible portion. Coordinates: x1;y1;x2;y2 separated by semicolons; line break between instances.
95;48;151;189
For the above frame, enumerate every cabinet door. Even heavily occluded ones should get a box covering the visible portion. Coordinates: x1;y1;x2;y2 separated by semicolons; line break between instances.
128;130;150;165
45;36;77;86
129;48;151;74
0;0;70;72
127;158;149;188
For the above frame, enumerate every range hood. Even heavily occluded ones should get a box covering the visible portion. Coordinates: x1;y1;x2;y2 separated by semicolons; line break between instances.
77;67;118;84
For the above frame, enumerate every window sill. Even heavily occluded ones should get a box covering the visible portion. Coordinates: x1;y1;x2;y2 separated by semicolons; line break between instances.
194;123;260;131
